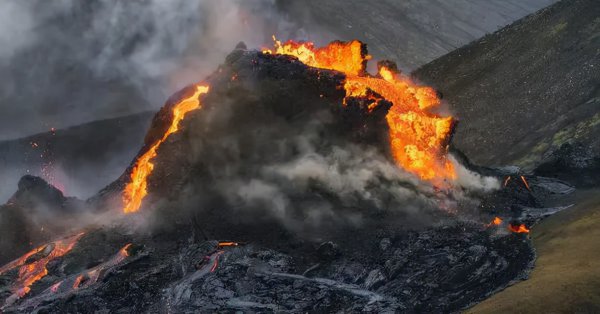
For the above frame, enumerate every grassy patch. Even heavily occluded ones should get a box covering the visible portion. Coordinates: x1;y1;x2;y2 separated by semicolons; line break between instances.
467;189;600;313
548;21;568;37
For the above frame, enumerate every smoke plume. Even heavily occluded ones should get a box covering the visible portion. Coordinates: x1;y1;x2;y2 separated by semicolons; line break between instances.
0;0;304;140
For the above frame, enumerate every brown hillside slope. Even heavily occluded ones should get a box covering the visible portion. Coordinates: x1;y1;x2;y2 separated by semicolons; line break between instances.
414;0;600;177
468;189;600;313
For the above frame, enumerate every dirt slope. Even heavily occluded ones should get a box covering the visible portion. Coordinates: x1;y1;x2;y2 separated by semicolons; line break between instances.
414;0;600;175
280;0;555;70
410;0;600;311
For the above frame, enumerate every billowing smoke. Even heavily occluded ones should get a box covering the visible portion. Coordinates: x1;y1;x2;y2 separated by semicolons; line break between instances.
0;0;306;140
135;54;501;236
0;0;313;203
0;0;503;252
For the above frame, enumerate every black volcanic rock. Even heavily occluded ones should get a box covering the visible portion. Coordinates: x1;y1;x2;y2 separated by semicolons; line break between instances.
10;175;66;210
0;176;87;264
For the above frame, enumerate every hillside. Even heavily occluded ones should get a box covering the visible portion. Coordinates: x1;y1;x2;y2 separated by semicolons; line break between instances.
281;0;555;70
410;0;600;311
414;0;599;183
0;112;153;202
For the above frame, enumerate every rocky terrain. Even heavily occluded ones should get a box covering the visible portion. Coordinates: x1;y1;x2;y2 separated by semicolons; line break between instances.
280;0;556;69
0;112;154;202
1;0;598;312
0;44;575;313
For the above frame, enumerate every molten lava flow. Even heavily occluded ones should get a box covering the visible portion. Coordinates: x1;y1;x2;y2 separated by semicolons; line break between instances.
72;275;85;290
0;233;84;299
119;243;132;258
508;224;530;233
123;85;210;213
218;242;240;247
520;175;532;192
264;37;455;184
0;246;46;276
74;243;132;290
45;243;133;297
503;176;511;187
487;216;503;227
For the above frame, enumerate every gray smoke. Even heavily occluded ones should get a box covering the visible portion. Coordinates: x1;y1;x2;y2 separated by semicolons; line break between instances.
162;90;500;235
0;0;309;202
0;0;303;140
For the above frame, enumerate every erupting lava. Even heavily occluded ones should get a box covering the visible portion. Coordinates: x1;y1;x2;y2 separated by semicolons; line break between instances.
508;223;530;233
0;233;83;300
70;243;132;291
123;85;209;213
487;217;531;234
520;175;532;192
487;216;503;227
264;37;456;183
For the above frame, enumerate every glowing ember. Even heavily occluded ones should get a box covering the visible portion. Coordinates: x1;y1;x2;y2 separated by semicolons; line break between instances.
218;242;240;247
210;251;225;273
0;233;84;300
123;85;210;213
487;216;503;227
76;243;132;290
39;243;133;299
264;37;455;184
520;175;532;192
508;224;530;233
72;275;85;290
119;243;132;258
503;176;511;187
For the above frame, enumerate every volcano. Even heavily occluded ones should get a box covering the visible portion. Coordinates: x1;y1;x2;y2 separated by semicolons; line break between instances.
0;39;576;313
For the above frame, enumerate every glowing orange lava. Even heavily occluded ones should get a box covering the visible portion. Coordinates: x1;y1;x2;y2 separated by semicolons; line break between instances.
487;216;503;227
218;242;240;247
508;224;530;233
264;37;455;183
123;85;209;213
72;275;85;290
520;175;532;192
0;233;84;299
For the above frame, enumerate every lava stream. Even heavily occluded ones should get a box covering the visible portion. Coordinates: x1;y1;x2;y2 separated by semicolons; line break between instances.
123;85;209;213
508;224;530;233
0;233;84;302
264;37;456;184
